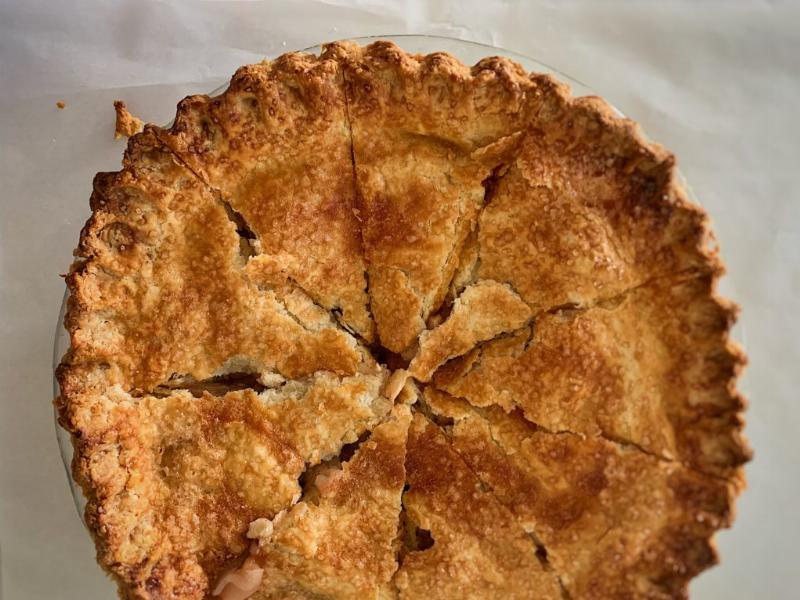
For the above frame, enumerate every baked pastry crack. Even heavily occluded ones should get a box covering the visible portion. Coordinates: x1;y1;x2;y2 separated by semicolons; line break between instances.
333;41;535;353
57;40;749;600
431;274;748;479
409;280;533;381
155;51;375;342
218;197;258;261
395;408;563;599
421;388;738;599
242;404;411;600
149;371;272;398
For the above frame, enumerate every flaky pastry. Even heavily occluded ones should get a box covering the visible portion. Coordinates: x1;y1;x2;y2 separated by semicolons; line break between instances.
57;40;749;600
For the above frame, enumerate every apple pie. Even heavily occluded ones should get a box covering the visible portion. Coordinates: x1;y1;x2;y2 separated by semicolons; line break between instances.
57;40;749;600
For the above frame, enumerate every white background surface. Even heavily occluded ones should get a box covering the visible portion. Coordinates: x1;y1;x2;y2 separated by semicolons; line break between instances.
0;1;798;599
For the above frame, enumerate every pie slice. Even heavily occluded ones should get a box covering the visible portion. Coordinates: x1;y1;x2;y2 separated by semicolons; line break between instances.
332;41;535;352
395;412;562;599
408;280;532;381
226;403;411;600
422;79;724;385
155;51;373;341
433;275;749;478
453;85;721;314
423;389;738;599
66;373;391;600
60;128;370;397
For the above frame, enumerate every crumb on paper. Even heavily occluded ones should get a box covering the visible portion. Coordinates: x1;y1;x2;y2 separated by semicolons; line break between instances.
113;100;144;139
56;101;66;109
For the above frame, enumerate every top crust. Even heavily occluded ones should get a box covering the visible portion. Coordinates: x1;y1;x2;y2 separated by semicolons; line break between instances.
330;41;535;352
466;95;721;313
423;389;737;599
326;40;537;148
433;275;749;479
156;53;374;341
60;128;368;397
58;40;748;600
68;373;390;600
409;280;532;381
395;413;562;599
251;404;411;599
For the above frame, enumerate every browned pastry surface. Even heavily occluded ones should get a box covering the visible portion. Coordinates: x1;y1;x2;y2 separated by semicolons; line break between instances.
60;128;371;399
423;389;738;599
409;280;532;381
247;404;410;600
454;88;721;313
67;375;389;599
57;40;749;600
395;412;562;600
155;52;373;341
432;275;749;478
333;41;534;352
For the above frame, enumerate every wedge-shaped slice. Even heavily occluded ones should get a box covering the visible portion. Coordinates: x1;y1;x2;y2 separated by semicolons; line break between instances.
423;390;738;599
457;88;722;313
433;275;749;478
226;404;411;600
61;129;367;396
253;373;391;465
155;52;372;340
395;413;561;600
68;371;391;600
333;41;535;352
408;281;532;382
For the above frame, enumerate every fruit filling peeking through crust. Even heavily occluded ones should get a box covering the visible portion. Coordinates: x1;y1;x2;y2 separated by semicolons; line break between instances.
58;41;749;600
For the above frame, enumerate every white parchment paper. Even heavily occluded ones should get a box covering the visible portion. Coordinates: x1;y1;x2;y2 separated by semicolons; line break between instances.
1;1;798;598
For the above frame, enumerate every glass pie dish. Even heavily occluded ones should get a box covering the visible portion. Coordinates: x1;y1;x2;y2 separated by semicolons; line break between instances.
52;33;710;526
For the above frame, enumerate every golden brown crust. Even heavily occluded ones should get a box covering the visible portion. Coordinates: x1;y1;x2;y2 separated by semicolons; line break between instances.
461;86;722;313
251;404;411;599
332;41;534;352
60;128;368;398
433;275;750;478
156;53;374;341
423;389;737;599
58;40;748;600
69;371;390;600
409;280;532;382
395;413;562;599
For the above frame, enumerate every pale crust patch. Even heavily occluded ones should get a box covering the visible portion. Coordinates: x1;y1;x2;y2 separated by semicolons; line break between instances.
409;280;532;382
249;404;410;599
57;40;749;600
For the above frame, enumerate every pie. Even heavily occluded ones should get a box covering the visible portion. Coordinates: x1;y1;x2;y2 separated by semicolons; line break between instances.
56;40;750;600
